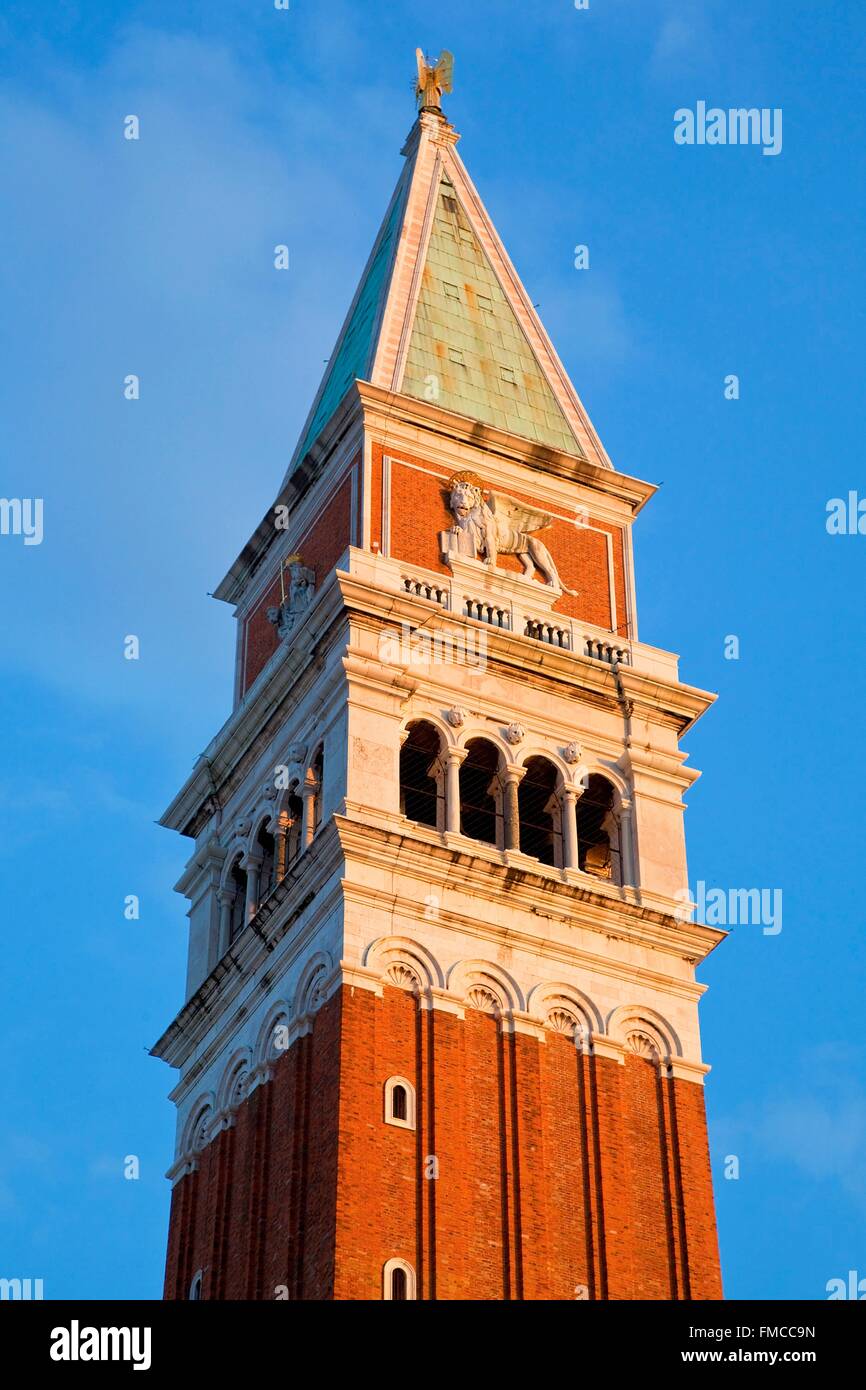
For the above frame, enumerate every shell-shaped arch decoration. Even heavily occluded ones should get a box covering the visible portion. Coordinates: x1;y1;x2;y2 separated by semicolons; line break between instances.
364;936;445;997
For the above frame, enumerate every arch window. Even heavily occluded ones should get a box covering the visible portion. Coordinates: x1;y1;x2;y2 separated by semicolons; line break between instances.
399;721;443;829
189;1270;203;1301
227;856;247;942
384;1076;416;1130
383;1258;416;1301
278;787;304;876
256;821;276;902
459;738;502;847
518;756;560;865
577;775;621;885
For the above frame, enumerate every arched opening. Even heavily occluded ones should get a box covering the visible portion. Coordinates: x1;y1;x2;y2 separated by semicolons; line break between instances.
459;739;501;846
383;1259;416;1301
577;775;621;884
518;756;560;865
384;1076;416;1130
399;721;443;828
256;821;276;902
189;1270;203;1301
228;856;247;942
279;787;304;875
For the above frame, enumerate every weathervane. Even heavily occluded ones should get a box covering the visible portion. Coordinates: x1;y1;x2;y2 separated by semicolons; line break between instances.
415;48;454;112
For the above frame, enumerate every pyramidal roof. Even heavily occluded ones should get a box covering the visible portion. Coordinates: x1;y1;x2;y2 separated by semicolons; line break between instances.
284;103;612;483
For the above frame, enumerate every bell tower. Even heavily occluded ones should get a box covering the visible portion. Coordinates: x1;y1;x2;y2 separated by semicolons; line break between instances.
155;56;724;1302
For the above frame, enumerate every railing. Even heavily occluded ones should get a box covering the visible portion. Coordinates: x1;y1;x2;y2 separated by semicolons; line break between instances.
402;576;449;606
524;618;571;649
582;638;630;667
380;554;679;681
463;597;511;628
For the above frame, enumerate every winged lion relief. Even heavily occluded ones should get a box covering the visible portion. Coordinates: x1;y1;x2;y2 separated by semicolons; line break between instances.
439;471;577;596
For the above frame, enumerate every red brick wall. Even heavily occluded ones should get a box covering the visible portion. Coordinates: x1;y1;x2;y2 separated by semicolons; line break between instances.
163;990;342;1301
374;445;630;637
240;470;355;696
164;985;721;1301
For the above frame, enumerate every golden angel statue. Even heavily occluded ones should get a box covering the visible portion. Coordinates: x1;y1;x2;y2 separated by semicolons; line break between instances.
415;48;454;111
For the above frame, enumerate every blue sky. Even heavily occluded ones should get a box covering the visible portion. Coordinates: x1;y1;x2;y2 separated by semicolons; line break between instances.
1;0;864;1300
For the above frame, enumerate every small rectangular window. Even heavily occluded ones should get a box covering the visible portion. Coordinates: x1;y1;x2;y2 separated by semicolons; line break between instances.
443;281;460;300
478;294;493;313
448;347;465;366
500;366;517;384
441;194;458;214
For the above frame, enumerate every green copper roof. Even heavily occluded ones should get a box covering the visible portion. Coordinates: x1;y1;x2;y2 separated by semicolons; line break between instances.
401;177;580;454
291;168;410;473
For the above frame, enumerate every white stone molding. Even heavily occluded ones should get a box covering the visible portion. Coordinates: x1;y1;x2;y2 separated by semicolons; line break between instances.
251;1002;292;1086
293;950;336;1034
216;1048;253;1115
210;1049;253;1132
456;727;512;766
384;1075;416;1131
177;1094;216;1174
248;807;276;845
364;935;445;996
589;1034;627;1064
385;962;423;992
625;1030;660;1060
575;760;630;803
516;745;572;785
606;1005;681;1068
507;1011;548;1041
382;1257;417;1301
400;710;456;750
217;839;244;881
527;982;603;1043
447;959;525;1017
467;984;503;1015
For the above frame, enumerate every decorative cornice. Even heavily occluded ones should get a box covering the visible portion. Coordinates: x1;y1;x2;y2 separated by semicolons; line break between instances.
336;817;725;972
355;381;655;515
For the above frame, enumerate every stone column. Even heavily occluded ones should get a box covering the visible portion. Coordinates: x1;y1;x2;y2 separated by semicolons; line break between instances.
619;797;635;887
444;749;465;834
561;787;581;870
217;888;234;957
503;765;526;852
243;855;261;925
273;815;288;881
301;781;319;848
